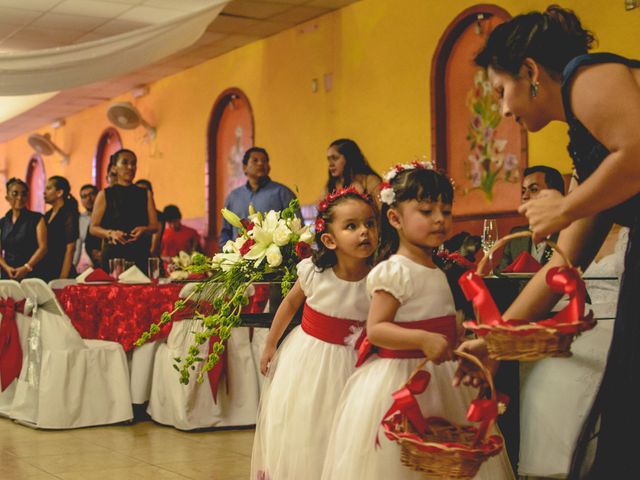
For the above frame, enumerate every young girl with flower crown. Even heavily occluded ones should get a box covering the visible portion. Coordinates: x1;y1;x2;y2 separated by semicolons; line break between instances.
321;163;513;479
250;187;379;480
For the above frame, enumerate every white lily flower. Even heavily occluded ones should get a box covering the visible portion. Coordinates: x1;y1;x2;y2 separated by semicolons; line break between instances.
266;244;283;267
221;208;243;229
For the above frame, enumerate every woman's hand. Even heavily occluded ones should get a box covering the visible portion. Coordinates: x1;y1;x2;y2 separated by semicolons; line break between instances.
5;266;18;279
260;342;277;376
420;332;452;365
452;339;498;388
110;230;130;245
13;266;30;280
128;226;148;242
519;189;573;243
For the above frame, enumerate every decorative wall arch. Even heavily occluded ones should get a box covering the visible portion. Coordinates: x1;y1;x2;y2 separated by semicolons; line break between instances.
25;155;46;213
206;88;254;249
431;5;528;222
94;127;122;189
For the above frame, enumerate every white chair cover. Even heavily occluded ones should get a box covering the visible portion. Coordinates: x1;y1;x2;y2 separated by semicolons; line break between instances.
0;280;31;417
48;278;77;289
10;278;132;428
147;283;259;430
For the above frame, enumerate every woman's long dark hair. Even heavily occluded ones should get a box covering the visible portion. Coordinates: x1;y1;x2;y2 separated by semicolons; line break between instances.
378;168;453;261
326;139;381;193
49;176;79;214
474;5;595;77
312;190;376;271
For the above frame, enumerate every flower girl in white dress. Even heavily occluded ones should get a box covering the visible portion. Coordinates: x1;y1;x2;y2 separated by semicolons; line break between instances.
250;187;378;480
321;163;513;480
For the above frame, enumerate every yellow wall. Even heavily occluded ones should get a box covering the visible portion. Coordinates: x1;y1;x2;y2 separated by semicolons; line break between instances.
1;0;638;221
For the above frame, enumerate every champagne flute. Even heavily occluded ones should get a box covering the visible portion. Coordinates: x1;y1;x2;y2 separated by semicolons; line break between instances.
481;219;498;273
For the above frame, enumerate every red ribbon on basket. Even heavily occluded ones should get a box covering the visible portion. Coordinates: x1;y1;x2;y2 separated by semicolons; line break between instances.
466;392;509;447
459;266;594;333
0;298;25;391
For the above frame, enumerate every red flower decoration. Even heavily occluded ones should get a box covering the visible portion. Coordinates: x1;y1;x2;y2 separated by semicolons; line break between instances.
380;181;392;190
315;218;326;233
318;200;329;212
240;218;254;231
394;165;405;173
239;238;255;256
295;241;312;259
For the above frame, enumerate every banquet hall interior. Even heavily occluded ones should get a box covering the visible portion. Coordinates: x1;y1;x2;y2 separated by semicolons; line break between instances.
0;0;638;479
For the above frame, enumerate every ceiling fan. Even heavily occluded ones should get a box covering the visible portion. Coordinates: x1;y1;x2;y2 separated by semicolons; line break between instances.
107;102;156;141
27;133;70;164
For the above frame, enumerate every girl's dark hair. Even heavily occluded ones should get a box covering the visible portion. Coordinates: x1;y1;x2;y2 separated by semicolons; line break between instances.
6;177;29;193
326;139;381;193
378;168;454;261
312;191;376;271
49;176;79;214
475;5;595;78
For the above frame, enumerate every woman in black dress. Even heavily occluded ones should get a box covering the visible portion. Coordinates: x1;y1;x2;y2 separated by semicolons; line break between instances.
90;149;159;272
39;176;79;281
0;178;47;280
455;5;640;478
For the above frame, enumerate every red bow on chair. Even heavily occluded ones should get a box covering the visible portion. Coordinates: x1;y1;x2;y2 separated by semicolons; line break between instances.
0;298;25;391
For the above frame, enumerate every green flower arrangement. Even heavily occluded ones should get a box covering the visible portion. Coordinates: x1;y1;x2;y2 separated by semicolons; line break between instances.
135;199;313;384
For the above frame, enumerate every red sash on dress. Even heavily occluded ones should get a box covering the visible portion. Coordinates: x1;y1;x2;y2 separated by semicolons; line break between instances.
356;315;457;367
301;304;364;345
0;298;26;391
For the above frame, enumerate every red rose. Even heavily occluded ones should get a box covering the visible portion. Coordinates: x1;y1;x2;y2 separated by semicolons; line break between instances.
295;242;312;259
315;218;326;233
239;238;255;256
318;200;329;212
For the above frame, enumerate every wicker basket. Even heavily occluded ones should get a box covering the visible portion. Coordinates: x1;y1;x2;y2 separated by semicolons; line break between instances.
462;231;595;361
382;351;506;479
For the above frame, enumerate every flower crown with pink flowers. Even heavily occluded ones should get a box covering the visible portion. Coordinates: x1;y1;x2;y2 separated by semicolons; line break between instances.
315;186;372;233
378;159;454;206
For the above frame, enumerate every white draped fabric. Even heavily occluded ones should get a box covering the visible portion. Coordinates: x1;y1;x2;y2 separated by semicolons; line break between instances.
0;0;229;96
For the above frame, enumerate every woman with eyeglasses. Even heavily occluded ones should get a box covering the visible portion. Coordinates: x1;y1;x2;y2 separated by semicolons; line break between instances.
0;178;47;279
325;139;381;199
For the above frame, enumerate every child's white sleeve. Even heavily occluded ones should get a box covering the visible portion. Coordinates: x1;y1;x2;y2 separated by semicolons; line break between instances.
366;260;413;304
296;258;316;297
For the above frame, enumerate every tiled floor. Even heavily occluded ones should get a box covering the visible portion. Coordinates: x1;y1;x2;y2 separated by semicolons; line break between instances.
0;417;253;479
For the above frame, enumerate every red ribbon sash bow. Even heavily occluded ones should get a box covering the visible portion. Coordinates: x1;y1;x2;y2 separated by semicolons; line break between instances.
459;271;503;327
356;315;457;367
301;304;363;345
0;298;26;391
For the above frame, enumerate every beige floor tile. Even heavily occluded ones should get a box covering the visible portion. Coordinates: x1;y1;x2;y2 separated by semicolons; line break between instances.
23;451;144;474
0;452;52;479
55;465;188;480
7;436;111;458
158;454;251;480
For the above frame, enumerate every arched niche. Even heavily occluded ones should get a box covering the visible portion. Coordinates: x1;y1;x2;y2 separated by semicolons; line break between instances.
431;4;527;228
206;88;254;251
94;127;122;189
26;155;46;213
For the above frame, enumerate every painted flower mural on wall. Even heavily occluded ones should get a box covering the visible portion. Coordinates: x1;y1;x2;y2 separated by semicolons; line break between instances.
465;69;520;201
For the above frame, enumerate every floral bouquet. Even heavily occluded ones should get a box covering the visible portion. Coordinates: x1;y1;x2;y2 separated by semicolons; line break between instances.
167;251;209;281
136;199;314;384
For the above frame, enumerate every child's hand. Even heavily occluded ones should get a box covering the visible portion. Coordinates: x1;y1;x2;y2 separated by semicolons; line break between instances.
452;339;498;388
420;332;452;364
260;343;277;376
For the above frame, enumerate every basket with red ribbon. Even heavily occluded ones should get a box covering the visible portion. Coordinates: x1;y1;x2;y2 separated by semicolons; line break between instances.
381;351;507;479
459;231;596;361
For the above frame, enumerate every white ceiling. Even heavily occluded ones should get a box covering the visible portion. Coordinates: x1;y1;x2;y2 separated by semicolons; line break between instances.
0;0;360;142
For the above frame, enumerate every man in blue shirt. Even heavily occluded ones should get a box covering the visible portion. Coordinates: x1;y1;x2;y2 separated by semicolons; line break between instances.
219;147;300;247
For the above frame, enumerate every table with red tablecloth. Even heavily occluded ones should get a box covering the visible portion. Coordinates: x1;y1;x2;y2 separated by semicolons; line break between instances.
55;283;184;352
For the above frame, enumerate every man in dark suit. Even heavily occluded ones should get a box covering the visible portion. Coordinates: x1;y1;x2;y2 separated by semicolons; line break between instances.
498;166;565;271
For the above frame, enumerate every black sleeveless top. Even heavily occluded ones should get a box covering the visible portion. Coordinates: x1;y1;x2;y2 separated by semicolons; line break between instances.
0;209;42;277
561;52;640;227
100;184;151;270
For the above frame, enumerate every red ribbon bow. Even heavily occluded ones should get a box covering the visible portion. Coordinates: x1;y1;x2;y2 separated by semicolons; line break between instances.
0;298;25;391
466;392;509;446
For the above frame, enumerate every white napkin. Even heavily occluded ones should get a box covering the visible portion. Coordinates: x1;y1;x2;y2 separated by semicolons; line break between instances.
76;267;95;284
118;265;151;284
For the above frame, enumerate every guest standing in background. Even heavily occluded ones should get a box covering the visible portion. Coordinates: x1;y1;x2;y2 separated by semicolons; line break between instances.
135;178;164;258
325;138;381;198
74;184;101;272
0;178;47;280
40;176;79;281
219;147;300;247
160;205;200;258
90;149;159;272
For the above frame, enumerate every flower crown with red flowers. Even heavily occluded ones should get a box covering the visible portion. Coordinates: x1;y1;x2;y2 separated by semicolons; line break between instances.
315;186;372;233
379;159;454;206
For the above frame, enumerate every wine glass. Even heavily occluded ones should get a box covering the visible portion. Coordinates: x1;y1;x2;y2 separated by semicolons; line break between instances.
481;219;498;273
